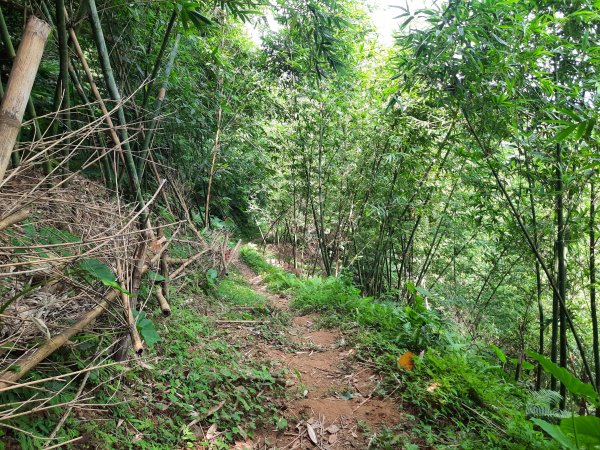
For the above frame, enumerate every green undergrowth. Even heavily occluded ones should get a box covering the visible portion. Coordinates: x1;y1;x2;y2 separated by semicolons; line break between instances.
1;262;286;449
239;245;551;449
240;246;301;294
214;274;270;320
85;272;286;449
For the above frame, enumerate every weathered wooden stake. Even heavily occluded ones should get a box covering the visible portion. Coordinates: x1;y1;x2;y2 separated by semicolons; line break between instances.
0;16;50;183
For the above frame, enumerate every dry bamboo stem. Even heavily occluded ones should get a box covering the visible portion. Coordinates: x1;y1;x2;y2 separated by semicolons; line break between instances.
68;26;124;176
221;238;241;275
169;249;210;279
121;290;143;355
116;261;144;356
0;208;30;231
158;226;170;307
154;285;171;316
0;291;118;389
170;180;207;248
146;225;181;268
0;265;149;389
0;16;50;182
164;256;192;264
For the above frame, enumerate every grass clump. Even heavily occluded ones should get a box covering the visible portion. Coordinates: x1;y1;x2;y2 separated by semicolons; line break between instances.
214;275;270;320
240;246;301;293
239;246;274;273
215;276;268;308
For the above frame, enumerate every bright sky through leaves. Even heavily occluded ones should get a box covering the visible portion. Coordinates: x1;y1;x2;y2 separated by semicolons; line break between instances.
370;0;444;45
246;0;445;47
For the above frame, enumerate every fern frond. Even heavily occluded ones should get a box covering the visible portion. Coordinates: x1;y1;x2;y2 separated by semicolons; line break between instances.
525;389;569;423
527;389;562;408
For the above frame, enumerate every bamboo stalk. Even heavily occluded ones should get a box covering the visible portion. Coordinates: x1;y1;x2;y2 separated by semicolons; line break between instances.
131;239;148;296
154;285;171;316
56;0;71;174
0;208;30;231
86;0;147;220
169;179;207;248
68;26;122;188
0;8;44;156
67;61;114;186
169;249;210;279
138;34;180;179
141;8;178;109
122;290;143;355
0;265;149;389
164;256;193;264
0;16;50;183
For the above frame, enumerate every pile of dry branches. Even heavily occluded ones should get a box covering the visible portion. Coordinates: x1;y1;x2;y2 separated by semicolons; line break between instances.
0;74;241;450
0;142;238;446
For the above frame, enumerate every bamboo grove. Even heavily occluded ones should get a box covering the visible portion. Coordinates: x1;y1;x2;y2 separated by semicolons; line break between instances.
0;0;600;447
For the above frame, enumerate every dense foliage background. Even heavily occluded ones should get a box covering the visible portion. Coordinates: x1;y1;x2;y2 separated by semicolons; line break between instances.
1;0;599;447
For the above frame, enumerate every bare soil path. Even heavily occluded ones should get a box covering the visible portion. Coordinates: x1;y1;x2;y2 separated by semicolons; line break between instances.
232;262;404;449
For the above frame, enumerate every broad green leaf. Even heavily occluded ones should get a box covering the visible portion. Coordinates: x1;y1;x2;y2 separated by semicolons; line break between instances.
206;268;218;281
521;361;534;370
531;419;578;450
527;351;599;406
554;124;577;142
101;279;132;295
490;344;507;363
415;286;432;297
276;417;288;430
147;271;165;282
78;259;116;282
559;416;600;446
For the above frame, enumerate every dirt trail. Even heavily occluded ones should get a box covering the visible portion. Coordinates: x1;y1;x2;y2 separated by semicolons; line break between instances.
234;263;403;449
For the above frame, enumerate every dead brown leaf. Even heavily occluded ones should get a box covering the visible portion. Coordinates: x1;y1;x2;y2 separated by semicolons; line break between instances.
307;423;318;445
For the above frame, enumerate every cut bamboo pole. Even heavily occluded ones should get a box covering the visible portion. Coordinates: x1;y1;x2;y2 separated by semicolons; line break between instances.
121;289;143;355
0;208;30;231
0;16;50;183
169;249;210;279
154;285;171;316
0;265;149;389
0;290;118;390
158;227;170;305
0;9;44;151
